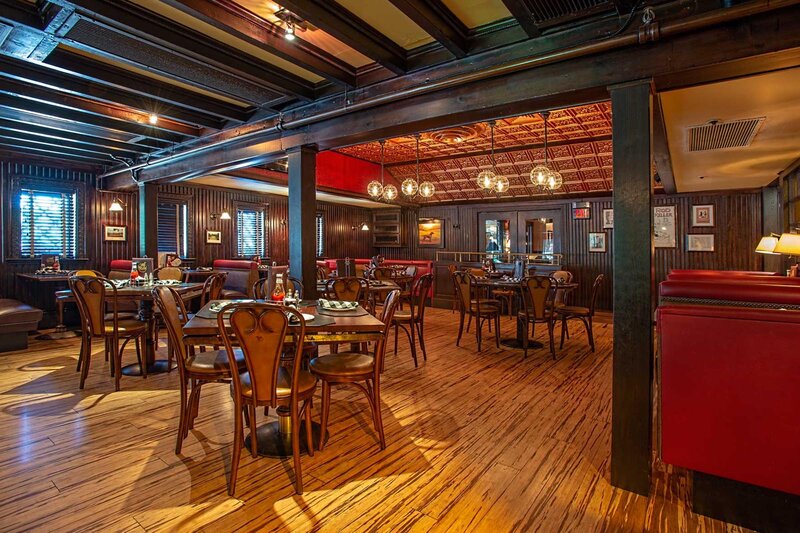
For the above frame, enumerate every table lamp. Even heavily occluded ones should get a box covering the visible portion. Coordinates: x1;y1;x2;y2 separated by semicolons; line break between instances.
773;233;800;276
755;234;780;254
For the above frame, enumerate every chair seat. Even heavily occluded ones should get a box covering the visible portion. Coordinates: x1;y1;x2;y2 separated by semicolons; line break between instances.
186;348;246;375
104;312;138;321
517;309;554;320
309;352;375;379
393;309;418;322
558;305;591;317
220;289;248;299
103;319;147;334
237;368;317;399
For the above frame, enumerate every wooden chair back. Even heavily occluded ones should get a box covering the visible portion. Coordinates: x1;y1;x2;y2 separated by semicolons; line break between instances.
201;273;227;306
355;264;368;278
220;303;305;406
155;267;183;281
70;275;117;337
469;268;486;278
252;277;270;300
588;274;604;315
520;276;554;321
70;269;103;277
452;271;473;312
287;276;304;299
317;265;331;280
551;270;573;284
152;286;189;370
404;265;418;277
326;277;365;303
371;267;394;281
375;290;401;373
409;274;433;321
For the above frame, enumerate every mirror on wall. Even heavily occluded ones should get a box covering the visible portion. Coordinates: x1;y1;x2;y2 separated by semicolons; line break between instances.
484;219;512;255
525;218;554;255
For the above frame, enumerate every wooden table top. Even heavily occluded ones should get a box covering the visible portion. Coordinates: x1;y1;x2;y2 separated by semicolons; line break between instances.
183;300;385;338
56;282;203;301
316;280;401;292
476;278;579;290
17;273;71;282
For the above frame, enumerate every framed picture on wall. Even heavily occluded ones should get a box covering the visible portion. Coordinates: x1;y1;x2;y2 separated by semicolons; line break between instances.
602;209;614;229
589;232;607;252
692;204;715;227
104;225;127;242
418;218;444;247
206;230;222;244
686;234;715;252
654;205;677;248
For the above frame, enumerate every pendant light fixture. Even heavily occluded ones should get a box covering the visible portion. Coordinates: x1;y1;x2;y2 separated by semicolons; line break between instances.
419;180;435;199
477;120;498;190
493;175;510;193
401;134;421;197
367;140;385;199
530;111;551;187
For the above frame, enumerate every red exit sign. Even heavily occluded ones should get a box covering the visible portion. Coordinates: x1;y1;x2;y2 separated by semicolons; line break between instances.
572;207;591;219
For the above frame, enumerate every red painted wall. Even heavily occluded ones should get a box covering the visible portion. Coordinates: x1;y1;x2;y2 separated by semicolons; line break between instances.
317;150;397;195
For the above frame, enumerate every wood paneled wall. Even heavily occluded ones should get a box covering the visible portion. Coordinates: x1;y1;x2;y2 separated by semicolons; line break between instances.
0;159;373;311
377;190;763;310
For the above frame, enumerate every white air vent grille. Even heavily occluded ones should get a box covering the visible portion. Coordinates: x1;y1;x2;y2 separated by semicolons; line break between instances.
687;117;764;152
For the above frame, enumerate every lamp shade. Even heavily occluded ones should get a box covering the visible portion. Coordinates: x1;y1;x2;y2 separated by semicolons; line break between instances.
774;233;800;255
755;236;779;254
109;199;123;212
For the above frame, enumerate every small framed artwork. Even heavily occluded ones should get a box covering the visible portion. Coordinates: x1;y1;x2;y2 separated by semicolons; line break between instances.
686;234;715;252
654;205;677;248
418;218;444;248
692;204;715;227
206;230;222;244
104;225;127;242
602;208;614;229
589;232;607;253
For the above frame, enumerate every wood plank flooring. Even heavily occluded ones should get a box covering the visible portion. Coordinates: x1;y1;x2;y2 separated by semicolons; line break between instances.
0;309;749;532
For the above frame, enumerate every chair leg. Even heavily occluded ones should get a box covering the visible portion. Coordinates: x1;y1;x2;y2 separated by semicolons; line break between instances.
585;317;595;352
494;313;500;349
394;323;399;356
248;404;258;458
476;315;482;352
319;381;331;451
405;323;418;368
372;378;385;450
228;400;243;496
456;312;465;346
560;316;567;349
137;334;146;379
113;335;122;391
189;381;202;430
176;377;189;454
76;334;85;372
79;336;92;389
416;321;427;361
304;399;314;457
291;401;303;494
466;314;472;333
549;322;556;359
522;318;529;359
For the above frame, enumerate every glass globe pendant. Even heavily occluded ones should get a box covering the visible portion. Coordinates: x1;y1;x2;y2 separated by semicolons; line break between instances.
493;175;510;193
401;178;418;196
546;170;563;190
367;180;383;198
530;164;550;187
382;184;398;201
419;181;435;198
477;169;496;190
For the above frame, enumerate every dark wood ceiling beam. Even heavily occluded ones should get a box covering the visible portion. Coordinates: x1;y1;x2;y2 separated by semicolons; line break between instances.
278;0;407;75
501;0;541;38
45;49;251;123
159;0;357;87
385;134;613;167
0;0;61;61
0;76;199;138
0;138;112;163
59;0;316;101
0;94;187;145
0;54;225;129
653;95;676;194
387;0;468;58
0;127;141;158
0;118;148;155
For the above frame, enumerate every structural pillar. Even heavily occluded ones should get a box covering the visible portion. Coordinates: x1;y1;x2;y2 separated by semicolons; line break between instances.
610;79;654;496
138;181;158;259
761;186;782;273
287;145;318;299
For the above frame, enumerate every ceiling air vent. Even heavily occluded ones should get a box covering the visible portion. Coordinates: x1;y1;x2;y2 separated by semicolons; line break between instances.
687;117;764;152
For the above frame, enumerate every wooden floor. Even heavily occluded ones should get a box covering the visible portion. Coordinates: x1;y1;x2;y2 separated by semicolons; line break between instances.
0;308;748;532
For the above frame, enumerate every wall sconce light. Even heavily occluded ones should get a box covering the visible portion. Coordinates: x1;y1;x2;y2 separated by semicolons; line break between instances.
280;219;287;226
353;222;370;231
452;223;461;229
109;197;125;212
210;211;231;221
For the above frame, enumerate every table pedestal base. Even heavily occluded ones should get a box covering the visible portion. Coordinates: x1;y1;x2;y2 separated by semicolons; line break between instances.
36;327;79;340
245;419;326;458
121;359;177;376
500;338;543;350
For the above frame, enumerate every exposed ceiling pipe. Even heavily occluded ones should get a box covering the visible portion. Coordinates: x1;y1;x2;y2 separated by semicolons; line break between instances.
100;0;795;181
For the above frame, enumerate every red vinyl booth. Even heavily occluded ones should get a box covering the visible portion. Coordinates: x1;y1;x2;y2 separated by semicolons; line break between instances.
668;269;781;278
212;259;259;298
657;279;800;496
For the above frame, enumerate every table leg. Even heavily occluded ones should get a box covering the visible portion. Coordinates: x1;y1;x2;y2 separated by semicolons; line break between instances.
245;405;326;457
500;312;544;350
121;299;176;376
37;297;79;340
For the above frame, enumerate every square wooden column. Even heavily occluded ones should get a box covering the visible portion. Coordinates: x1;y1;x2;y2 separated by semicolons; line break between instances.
610;79;654;496
761;187;781;273
287;145;318;299
138;181;158;259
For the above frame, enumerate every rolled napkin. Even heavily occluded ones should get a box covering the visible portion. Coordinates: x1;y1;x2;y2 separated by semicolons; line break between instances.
317;298;358;310
154;279;182;286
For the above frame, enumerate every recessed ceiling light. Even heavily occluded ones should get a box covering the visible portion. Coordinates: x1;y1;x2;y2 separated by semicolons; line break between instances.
148;113;158;125
285;22;295;41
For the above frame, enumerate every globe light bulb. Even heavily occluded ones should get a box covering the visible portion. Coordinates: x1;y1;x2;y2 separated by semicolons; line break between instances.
547;170;563;190
530;164;550;186
419;181;435;198
401;178;419;196
367;180;384;198
382;184;398;201
476;169;496;190
493;175;510;193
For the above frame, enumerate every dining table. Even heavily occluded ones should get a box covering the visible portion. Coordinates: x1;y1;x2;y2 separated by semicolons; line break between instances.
182;298;386;458
475;277;579;350
17;272;76;340
56;281;204;375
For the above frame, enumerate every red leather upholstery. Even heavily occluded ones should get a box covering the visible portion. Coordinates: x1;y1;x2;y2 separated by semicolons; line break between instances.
658;304;800;496
659;280;800;305
212;260;257;271
322;259;371;270
667;273;800;285
212;260;259;298
669;269;781;278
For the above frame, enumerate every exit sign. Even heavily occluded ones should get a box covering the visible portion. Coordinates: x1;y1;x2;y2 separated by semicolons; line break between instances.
572;202;591;220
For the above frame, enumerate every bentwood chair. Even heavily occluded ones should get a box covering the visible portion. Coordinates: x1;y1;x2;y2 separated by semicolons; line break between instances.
392;273;433;367
551;270;574;309
70;275;147;390
447;264;458;313
558;274;604;352
518;276;557;359
317;265;331;281
309;289;400;452
286;276;304;298
370;267;395;282
200;273;227;307
153;286;246;454
493;260;524;320
154;267;183;281
453;271;501;351
220;303;317;495
325;277;368;307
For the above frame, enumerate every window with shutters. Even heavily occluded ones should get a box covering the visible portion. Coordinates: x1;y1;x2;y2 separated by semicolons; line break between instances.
236;206;266;257
157;200;190;257
10;178;85;259
315;213;325;257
